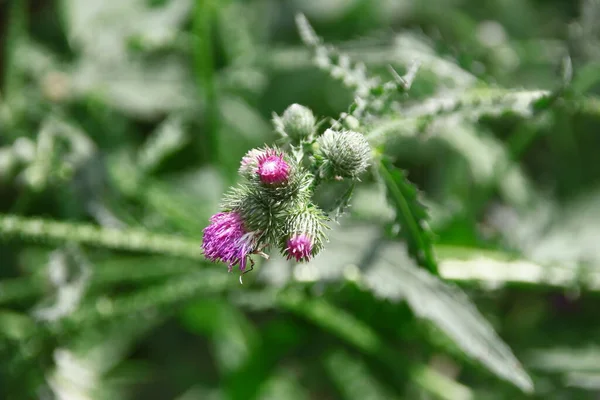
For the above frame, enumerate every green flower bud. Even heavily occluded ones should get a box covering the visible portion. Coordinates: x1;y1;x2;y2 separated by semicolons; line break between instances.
279;204;329;261
220;183;275;245
239;146;294;187
273;104;316;143
242;147;314;207
238;148;265;180
316;129;371;180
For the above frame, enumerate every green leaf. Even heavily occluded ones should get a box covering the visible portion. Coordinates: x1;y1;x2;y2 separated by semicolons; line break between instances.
325;182;355;220
60;0;194;118
279;224;533;393
137;116;189;173
0;276;44;305
364;242;534;393
181;300;258;374
224;319;307;400
378;157;438;274
527;346;600;374
526;347;600;390
436;245;599;290
325;350;400;400
277;289;381;354
257;370;310;400
3;0;27;107
0;310;36;340
410;364;474;400
234;285;472;400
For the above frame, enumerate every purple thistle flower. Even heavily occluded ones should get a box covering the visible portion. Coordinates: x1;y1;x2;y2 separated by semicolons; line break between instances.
285;233;313;262
202;211;256;272
257;149;290;185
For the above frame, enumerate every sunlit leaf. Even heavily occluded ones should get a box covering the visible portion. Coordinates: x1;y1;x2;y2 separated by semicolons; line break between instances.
364;242;534;393
273;223;533;392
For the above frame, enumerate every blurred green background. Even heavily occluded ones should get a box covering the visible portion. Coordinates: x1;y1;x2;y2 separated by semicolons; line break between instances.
1;0;600;399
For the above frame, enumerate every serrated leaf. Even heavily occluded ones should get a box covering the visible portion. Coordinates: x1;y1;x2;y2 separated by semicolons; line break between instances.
275;223;533;393
364;243;534;393
378;157;438;274
326;182;355;220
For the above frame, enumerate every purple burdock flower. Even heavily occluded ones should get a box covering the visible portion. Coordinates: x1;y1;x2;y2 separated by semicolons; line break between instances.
202;211;256;272
285;233;312;262
257;149;290;185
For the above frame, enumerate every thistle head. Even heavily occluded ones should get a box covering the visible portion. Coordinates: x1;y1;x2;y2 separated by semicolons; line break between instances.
256;148;290;185
280;204;329;262
273;103;316;143
285;233;313;262
316;129;371;180
202;211;256;272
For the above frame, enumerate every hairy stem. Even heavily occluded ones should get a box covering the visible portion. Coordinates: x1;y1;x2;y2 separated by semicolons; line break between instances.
0;213;203;260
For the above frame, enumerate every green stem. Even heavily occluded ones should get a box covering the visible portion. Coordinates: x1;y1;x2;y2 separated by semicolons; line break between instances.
193;0;220;165
3;0;27;103
69;271;232;323
0;213;203;260
0;258;197;306
2;214;596;291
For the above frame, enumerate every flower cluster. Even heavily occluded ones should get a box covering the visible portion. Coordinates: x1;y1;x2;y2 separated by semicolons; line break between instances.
202;104;372;281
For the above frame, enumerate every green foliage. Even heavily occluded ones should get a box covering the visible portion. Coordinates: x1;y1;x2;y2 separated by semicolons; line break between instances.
3;0;600;398
379;157;438;274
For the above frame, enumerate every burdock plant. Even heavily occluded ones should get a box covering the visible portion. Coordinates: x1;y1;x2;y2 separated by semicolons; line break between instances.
201;103;371;282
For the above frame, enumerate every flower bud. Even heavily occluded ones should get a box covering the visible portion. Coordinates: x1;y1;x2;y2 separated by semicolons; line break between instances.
238;148;265;179
273;104;316;143
280;204;329;262
285;233;312;262
220;183;271;236
237;146;314;211
239;147;293;186
316;129;371;179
